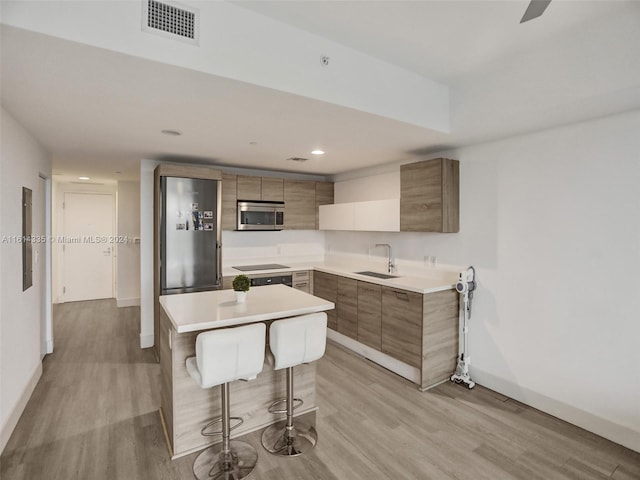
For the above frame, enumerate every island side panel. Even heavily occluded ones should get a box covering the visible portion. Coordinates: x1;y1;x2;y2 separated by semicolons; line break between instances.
159;309;174;449
170;324;317;456
421;289;459;390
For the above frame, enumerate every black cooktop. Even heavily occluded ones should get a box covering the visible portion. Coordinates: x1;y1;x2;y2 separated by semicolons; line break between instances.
232;264;290;271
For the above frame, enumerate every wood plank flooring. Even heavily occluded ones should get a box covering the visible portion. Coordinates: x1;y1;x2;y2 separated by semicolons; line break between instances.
1;299;638;479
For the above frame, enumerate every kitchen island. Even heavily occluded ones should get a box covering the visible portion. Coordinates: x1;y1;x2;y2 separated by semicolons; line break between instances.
158;285;334;458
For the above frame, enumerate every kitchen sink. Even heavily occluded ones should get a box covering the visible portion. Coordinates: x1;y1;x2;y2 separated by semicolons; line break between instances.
354;271;399;279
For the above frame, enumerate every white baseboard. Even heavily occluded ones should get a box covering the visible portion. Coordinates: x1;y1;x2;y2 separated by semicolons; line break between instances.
1;362;43;454
140;333;154;349
117;297;140;308
472;367;640;453
327;329;420;384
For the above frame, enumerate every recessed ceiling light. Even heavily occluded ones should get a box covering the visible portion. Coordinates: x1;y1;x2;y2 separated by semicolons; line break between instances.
311;149;325;155
161;129;182;136
78;176;90;180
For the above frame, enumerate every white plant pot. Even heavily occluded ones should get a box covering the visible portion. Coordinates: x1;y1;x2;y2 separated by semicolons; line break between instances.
235;291;247;303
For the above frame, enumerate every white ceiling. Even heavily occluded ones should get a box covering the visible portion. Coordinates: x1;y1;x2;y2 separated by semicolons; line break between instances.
2;0;639;181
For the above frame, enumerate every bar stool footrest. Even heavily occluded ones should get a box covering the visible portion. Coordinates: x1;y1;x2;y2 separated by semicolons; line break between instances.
267;398;303;415
201;416;244;437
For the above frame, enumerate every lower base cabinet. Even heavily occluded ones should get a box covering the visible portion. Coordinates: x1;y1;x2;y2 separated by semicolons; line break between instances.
357;282;382;350
381;288;423;368
313;271;458;390
313;271;338;330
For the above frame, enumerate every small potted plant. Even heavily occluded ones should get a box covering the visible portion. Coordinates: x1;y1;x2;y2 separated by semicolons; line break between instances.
232;274;250;303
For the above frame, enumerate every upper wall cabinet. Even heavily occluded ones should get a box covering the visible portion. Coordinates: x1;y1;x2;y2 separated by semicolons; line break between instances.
236;175;262;200
400;158;459;233
236;175;284;202
319;199;400;232
221;173;237;231
284;180;316;230
222;173;332;230
261;177;284;202
315;182;334;229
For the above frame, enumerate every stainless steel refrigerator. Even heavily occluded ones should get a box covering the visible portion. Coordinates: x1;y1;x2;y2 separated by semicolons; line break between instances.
160;176;222;294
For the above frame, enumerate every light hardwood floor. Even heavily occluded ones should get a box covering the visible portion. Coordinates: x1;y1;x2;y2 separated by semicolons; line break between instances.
1;299;638;479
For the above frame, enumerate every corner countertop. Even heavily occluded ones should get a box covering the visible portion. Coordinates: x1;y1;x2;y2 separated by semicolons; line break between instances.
160;284;335;333
223;261;457;294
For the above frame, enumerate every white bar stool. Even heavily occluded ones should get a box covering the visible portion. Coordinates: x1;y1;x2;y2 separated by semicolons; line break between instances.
261;312;327;456
186;323;266;480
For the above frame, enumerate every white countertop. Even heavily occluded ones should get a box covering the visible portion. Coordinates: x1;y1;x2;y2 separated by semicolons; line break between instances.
160;284;335;333
223;260;456;294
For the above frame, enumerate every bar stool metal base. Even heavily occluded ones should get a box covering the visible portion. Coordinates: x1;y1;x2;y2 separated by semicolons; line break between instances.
192;440;258;480
261;420;318;457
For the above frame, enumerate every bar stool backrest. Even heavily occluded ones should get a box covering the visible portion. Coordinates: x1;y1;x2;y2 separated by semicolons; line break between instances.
270;313;327;370
194;323;266;388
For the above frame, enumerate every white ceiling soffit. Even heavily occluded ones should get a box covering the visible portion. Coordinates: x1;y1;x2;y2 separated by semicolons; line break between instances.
0;26;448;180
0;0;450;132
2;1;640;181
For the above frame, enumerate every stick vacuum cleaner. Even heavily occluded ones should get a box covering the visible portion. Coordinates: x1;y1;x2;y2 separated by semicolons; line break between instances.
451;266;476;389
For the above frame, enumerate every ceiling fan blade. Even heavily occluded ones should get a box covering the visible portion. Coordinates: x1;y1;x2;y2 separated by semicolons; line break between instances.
520;0;552;23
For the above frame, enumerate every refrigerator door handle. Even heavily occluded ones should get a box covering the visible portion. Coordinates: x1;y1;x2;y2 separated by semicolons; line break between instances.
217;241;223;286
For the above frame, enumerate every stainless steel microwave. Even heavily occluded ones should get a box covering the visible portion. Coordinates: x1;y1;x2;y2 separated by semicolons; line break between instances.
237;201;285;230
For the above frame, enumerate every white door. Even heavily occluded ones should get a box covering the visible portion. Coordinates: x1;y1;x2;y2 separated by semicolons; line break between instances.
63;192;114;302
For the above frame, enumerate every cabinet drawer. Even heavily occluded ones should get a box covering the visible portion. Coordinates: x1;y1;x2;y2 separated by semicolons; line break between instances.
292;270;309;281
292;281;310;293
381;287;422;368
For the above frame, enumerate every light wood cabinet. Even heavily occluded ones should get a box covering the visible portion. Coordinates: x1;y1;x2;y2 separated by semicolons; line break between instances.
237;175;262;200
312;271;338;330
261;177;284;202
400;158;459;233
284;180;316;230
357;282;381;350
313;269;458;390
381;287;423;368
221;173;237;231
315;182;334;229
337;277;358;340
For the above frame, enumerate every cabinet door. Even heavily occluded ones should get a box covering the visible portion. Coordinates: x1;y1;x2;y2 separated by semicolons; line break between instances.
284;180;316;230
337;277;357;340
315;182;334;229
357;281;381;350
381;287;422;368
400;158;459;233
400;159;442;232
261;177;284;202
221;173;237;231
237;175;261;200
313;271;337;330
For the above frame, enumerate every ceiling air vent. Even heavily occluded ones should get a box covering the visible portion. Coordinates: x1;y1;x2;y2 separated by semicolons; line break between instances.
286;157;309;162
142;0;199;45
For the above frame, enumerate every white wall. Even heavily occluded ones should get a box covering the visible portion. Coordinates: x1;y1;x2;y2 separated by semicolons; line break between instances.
0;107;51;453
116;181;140;307
327;110;640;452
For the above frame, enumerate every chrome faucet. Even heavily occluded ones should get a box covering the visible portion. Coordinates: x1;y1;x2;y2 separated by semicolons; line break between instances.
375;243;395;273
